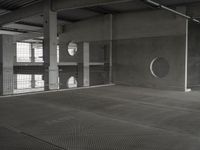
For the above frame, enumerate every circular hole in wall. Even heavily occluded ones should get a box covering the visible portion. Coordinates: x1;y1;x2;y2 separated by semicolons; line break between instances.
67;76;78;88
68;42;77;56
150;57;170;78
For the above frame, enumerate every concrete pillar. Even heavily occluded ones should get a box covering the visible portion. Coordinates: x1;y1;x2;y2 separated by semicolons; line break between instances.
185;19;190;92
31;43;35;63
83;42;90;86
13;42;17;63
13;74;17;90
43;0;59;90
109;14;113;83
77;42;90;87
31;74;35;88
104;44;110;84
0;35;14;95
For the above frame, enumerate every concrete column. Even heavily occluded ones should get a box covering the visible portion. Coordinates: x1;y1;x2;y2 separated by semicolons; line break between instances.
104;15;113;84
109;14;113;83
13;74;17;90
83;42;90;87
31;43;35;63
0;35;14;95
31;74;35;88
185;19;190;92
77;42;90;87
104;44;110;84
43;0;59;90
13;42;17;63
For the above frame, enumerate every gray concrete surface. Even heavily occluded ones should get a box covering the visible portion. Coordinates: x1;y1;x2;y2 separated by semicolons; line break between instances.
0;35;14;95
188;21;200;88
113;36;186;90
43;2;59;90
59;40;110;88
1;85;200;149
59;9;188;91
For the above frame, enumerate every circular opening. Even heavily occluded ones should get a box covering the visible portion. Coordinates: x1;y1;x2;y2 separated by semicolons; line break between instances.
67;76;78;88
150;57;170;78
68;42;77;56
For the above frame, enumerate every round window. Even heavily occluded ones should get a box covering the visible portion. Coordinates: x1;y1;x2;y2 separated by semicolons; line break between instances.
68;42;77;56
150;57;170;78
67;76;78;88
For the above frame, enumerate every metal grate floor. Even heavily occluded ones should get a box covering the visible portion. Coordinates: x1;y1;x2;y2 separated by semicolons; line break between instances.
1;85;200;149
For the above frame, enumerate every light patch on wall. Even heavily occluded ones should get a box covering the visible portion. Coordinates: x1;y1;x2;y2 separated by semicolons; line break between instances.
150;57;170;78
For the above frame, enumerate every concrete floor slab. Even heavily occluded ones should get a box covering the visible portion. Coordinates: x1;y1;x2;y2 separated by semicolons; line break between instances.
1;85;200;149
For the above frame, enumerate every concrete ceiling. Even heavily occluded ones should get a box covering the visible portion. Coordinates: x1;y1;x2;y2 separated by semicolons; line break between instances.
0;0;42;10
18;0;200;26
1;0;200;36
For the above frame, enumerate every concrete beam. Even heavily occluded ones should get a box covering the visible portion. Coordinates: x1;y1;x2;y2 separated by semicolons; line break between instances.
0;2;43;26
0;0;133;26
3;23;42;31
52;0;134;11
0;8;10;15
0;30;23;35
14;31;43;42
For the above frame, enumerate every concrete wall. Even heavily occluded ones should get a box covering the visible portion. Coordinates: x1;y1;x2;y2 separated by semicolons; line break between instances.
112;10;187;90
60;15;111;42
188;22;200;88
60;10;187;90
59;16;111;87
59;66;78;89
113;36;186;90
90;65;109;86
58;40;109;86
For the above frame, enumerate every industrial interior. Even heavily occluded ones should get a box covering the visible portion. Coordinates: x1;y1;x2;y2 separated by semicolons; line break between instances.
1;0;200;149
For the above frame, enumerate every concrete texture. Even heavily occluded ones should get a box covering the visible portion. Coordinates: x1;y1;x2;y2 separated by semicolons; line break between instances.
0;35;14;95
59;66;78;89
43;3;59;90
59;9;187;90
1;85;200;149
188;21;200;88
113;36;186;90
59;39;110;88
113;10;186;40
60;15;111;42
0;127;60;150
90;65;109;86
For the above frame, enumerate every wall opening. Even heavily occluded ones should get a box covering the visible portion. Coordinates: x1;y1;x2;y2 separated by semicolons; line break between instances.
67;76;78;88
150;57;170;78
68;42;77;56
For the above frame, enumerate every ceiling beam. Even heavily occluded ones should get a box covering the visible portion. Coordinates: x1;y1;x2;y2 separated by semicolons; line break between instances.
0;2;43;26
13;30;43;42
143;0;200;24
85;6;120;14
0;8;10;15
0;0;134;26
52;0;135;11
0;30;23;35
3;23;42;31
